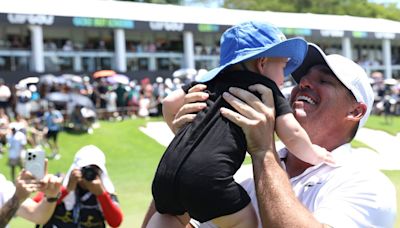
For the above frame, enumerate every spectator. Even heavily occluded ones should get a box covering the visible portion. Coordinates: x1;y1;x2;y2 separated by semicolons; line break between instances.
28;118;46;149
0;107;10;154
37;145;123;227
43;103;63;160
68;105;91;133
0;78;11;113
126;81;140;117
62;40;74;51
138;90;150;118
105;86;117;120
115;83;128;118
7;122;27;182
15;84;32;119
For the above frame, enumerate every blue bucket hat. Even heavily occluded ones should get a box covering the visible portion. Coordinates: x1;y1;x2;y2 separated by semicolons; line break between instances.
196;21;308;82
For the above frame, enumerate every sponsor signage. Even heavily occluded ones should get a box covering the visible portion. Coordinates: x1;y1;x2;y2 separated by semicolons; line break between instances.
320;30;344;37
73;17;134;29
374;32;395;39
149;21;184;31
280;28;312;36
352;31;368;38
7;13;54;26
1;13;400;40
197;24;219;32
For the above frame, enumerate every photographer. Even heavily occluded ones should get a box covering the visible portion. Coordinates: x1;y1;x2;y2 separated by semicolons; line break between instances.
35;145;123;227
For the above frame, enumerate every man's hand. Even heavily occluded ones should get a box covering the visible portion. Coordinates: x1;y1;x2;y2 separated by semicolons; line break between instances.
84;175;105;196
39;174;62;198
171;84;208;133
15;170;40;203
66;169;82;192
220;85;276;159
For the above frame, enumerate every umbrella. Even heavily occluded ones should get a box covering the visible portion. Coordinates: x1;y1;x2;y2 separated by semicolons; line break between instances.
93;70;116;79
61;74;83;83
384;78;398;86
172;68;197;78
18;76;39;86
45;92;94;110
45;92;70;104
106;74;129;85
39;74;57;85
69;93;95;109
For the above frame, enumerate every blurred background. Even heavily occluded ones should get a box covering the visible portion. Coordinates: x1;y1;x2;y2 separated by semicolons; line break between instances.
0;0;399;227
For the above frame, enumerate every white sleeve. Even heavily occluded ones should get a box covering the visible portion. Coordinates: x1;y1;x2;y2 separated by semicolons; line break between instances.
0;174;16;208
313;168;397;228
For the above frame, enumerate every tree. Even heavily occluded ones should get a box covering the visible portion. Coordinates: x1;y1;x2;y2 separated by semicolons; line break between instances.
223;0;400;21
119;0;182;4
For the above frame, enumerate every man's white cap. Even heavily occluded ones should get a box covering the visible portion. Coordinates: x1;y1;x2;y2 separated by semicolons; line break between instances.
292;43;374;129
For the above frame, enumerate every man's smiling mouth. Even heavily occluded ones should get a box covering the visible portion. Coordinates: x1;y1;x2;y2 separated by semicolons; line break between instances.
296;95;316;105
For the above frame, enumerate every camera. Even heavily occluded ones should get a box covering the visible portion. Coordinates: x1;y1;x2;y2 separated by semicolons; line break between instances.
81;166;98;181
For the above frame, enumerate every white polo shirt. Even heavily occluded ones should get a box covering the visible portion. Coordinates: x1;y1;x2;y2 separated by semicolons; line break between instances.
196;144;397;228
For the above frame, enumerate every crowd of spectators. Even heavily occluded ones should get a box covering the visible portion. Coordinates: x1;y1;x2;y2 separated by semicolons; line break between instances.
0;73;187;163
0;69;397;172
369;71;400;122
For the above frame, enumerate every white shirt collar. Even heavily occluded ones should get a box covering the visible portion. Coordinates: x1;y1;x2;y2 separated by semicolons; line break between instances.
278;143;352;181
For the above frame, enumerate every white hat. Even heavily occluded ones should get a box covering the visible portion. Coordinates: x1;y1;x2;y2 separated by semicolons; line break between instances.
156;76;163;83
62;145;115;210
292;43;374;129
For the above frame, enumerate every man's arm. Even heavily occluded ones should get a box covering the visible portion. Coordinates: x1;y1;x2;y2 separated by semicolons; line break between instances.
0;194;22;227
220;85;329;228
16;174;62;225
0;171;40;226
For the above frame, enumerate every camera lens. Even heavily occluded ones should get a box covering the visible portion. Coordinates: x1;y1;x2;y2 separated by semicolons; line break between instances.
81;166;98;181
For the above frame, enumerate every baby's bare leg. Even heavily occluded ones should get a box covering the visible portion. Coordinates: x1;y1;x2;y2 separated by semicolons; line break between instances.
147;212;190;228
212;203;258;228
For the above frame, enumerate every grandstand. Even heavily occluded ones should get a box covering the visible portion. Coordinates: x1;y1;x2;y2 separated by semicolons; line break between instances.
0;0;400;82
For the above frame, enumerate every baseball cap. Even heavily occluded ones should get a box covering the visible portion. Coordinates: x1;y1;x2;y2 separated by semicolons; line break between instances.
292;43;374;129
196;21;308;82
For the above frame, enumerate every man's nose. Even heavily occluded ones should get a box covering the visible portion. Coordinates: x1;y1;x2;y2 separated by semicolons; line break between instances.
298;74;312;89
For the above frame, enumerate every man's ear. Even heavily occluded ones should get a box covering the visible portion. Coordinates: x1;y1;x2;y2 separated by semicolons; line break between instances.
347;102;367;122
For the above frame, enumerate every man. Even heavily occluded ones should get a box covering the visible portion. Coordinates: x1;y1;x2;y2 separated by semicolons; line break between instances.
0;167;62;227
0;78;11;111
143;43;396;227
43;103;63;160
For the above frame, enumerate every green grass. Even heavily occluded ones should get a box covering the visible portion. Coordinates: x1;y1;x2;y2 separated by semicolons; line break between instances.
382;170;400;228
3;118;166;228
364;115;400;135
351;139;376;151
2;114;400;227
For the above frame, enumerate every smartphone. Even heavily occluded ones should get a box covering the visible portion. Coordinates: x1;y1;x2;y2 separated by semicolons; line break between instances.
24;149;45;180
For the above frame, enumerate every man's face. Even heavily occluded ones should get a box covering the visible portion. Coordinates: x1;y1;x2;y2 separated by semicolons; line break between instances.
290;65;355;147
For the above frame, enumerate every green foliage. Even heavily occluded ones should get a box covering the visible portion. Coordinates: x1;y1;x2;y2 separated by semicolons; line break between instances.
224;0;400;21
119;0;182;4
